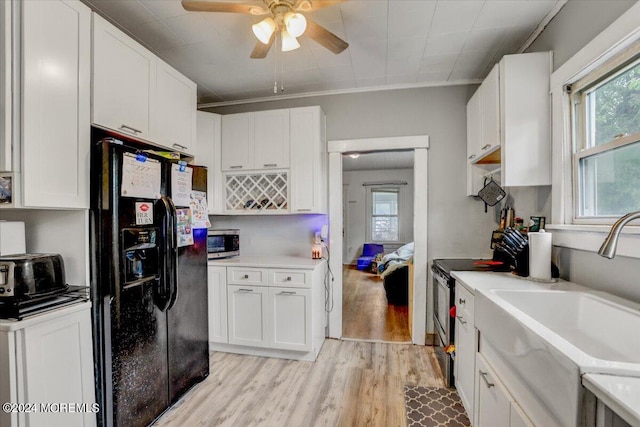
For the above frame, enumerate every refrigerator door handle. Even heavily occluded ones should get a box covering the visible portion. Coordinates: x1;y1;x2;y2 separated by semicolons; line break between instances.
156;196;174;311
166;197;179;311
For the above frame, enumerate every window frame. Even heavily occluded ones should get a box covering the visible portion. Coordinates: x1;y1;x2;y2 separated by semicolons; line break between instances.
570;41;640;225
547;2;640;259
365;186;405;244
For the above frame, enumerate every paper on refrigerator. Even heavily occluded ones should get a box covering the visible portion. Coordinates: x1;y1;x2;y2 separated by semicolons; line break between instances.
171;164;193;207
189;190;211;229
121;153;162;199
175;208;194;247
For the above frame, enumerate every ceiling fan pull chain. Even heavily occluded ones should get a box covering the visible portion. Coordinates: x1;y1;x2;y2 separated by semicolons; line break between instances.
281;49;285;92
274;34;278;93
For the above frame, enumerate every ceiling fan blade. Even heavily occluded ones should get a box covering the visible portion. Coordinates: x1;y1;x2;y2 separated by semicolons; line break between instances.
294;0;346;12
181;0;267;14
304;19;348;54
250;33;275;58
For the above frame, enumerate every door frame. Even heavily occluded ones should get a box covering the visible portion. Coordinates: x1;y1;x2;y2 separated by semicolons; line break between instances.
327;135;429;344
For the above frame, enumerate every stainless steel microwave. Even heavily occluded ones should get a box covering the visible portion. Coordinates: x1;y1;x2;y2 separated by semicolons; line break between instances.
207;229;239;259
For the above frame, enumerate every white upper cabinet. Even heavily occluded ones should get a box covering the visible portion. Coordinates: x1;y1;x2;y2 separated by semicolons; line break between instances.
155;60;196;153
466;90;482;195
500;52;552;187
254;109;289;170
0;0;11;173
466;52;551;189
195;111;223;214
21;0;91;208
480;65;500;155
219;106;327;215
290;106;327;214
92;14;197;153
92;13;154;140
221;113;254;171
221;109;290;172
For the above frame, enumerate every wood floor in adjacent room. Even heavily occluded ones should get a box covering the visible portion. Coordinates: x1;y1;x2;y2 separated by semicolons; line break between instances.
342;266;411;342
154;339;444;427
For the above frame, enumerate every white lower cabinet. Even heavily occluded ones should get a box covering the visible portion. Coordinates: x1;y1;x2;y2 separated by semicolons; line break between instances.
0;304;95;427
455;282;475;417
475;352;534;427
208;259;326;361
207;266;227;344
268;287;311;351
476;353;510;427
455;310;475;415
227;284;269;348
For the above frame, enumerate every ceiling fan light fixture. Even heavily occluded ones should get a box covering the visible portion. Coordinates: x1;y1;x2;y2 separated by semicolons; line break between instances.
284;12;307;37
281;29;300;52
252;17;276;44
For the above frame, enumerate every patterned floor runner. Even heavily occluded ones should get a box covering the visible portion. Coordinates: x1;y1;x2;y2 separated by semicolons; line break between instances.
404;385;471;427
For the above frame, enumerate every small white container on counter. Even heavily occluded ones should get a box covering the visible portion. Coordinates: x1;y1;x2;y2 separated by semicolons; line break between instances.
529;230;552;281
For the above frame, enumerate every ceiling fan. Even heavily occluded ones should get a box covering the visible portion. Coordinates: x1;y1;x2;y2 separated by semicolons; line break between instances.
181;0;349;58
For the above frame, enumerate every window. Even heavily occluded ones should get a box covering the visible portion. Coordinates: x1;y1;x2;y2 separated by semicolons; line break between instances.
572;52;640;221
368;188;400;242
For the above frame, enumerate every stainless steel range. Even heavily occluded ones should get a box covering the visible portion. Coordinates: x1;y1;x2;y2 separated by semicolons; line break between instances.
432;258;507;387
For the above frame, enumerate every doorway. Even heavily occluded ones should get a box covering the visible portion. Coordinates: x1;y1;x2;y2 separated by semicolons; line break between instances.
327;136;429;345
341;151;414;342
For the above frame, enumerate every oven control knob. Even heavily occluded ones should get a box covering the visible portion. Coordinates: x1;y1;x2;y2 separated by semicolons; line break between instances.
0;288;4;294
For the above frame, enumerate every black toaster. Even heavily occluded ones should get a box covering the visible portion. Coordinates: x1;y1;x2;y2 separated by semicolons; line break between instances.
0;253;68;302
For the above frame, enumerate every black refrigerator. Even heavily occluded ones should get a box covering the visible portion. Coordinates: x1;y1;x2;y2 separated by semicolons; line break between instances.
90;131;209;427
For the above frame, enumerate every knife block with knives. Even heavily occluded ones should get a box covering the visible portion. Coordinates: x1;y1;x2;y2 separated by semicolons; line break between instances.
491;227;529;276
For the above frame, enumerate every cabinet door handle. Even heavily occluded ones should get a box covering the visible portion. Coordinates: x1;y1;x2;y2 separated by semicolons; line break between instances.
285;276;292;281
242;274;249;279
230;165;243;169
467;154;476;160
479;371;495;388
481;144;492;150
278;291;296;295
172;143;187;151
296;209;312;212
456;315;467;325
119;124;142;135
459;298;466;305
263;163;277;168
238;288;254;293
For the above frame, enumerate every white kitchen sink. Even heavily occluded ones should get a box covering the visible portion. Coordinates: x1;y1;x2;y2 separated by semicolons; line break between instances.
475;286;640;427
490;289;640;363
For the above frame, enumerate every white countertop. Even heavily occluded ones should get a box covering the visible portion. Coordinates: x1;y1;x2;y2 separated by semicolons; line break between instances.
451;270;565;293
451;270;640;425
208;255;326;269
0;300;91;332
583;374;640;426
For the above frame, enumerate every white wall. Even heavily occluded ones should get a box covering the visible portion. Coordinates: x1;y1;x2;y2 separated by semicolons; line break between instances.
0;209;89;286
206;85;499;264
210;214;328;258
523;0;640;303
526;0;636;71
343;168;414;264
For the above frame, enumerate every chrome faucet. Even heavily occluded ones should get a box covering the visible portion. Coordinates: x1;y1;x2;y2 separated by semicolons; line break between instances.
598;210;640;259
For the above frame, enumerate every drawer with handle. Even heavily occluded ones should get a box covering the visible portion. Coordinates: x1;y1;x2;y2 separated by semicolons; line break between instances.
227;268;266;286
456;282;474;320
269;270;310;288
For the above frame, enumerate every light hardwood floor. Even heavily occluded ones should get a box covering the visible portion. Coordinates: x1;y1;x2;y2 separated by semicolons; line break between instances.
342;266;411;342
155;339;444;427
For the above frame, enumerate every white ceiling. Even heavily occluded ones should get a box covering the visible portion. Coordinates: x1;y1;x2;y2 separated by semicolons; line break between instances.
81;0;565;105
343;150;414;171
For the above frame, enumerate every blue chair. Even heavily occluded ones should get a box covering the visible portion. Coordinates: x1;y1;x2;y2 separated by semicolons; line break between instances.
356;244;384;270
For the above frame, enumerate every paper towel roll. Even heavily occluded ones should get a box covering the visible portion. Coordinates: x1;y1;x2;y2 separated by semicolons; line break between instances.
529;230;552;281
